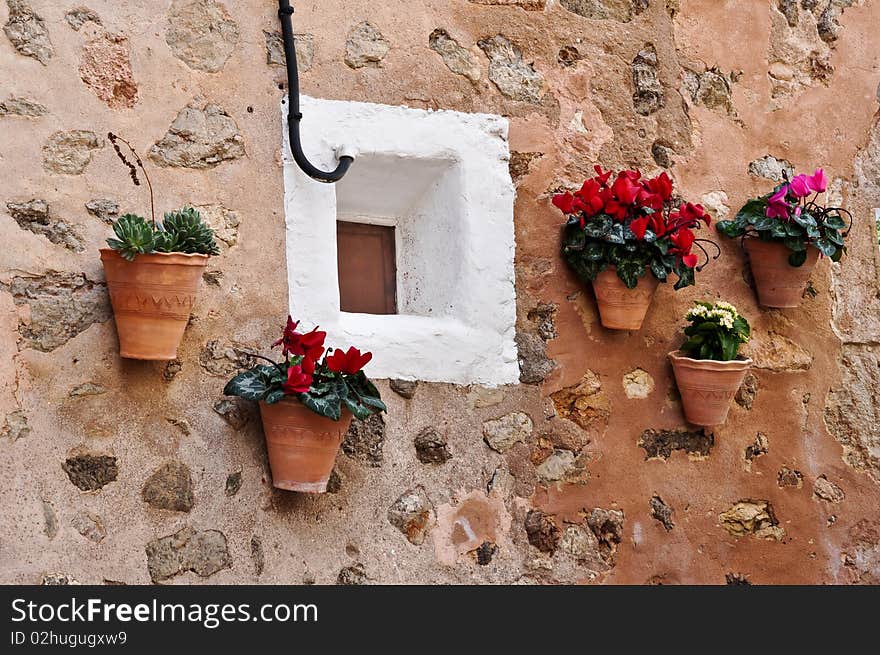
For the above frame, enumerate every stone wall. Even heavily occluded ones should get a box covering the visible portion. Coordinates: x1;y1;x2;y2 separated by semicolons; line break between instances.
1;0;879;585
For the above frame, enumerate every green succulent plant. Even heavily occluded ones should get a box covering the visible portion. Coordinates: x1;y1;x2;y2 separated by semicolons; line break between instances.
155;207;221;256
106;214;156;261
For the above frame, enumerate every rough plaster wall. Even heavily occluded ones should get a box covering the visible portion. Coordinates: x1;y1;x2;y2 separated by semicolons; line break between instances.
1;0;879;585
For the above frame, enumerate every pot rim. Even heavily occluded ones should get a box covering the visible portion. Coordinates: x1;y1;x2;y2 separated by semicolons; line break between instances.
668;350;753;369
259;396;355;422
99;248;210;264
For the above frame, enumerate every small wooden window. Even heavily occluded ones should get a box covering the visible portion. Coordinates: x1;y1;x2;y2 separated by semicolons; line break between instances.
336;221;397;314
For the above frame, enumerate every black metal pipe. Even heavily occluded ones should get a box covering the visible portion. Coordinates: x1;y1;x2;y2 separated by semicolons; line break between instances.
278;1;353;183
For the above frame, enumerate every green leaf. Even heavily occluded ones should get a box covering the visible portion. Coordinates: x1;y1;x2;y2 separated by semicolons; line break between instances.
264;389;286;404
720;334;739;361
615;260;645;289
650;258;668;281
735;199;767;226
584;242;604;261
108;214;155;261
783;237;807;252
343;396;373;420
673;261;695;290
716;219;745;239
300;391;342;420
223;365;278;401
788;249;808;267
155;207;220;256
815;238;837;257
823;214;846;230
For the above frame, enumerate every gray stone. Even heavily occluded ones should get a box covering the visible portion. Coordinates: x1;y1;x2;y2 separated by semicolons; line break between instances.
777;0;799;26
478;35;544;104
141;461;195;512
199;340;254;376
326;469;343;494
71;511;106;543
683;67;735;114
2;273;111;352
622;368;654;399
515;332;556;384
559;0;648;22
390;379;418;399
557;45;582;67
472;541;498;565
429;29;480;82
225;470;242;497
150;104;245;169
165;0;239;73
413;427;451;464
525;509;560;553
638;428;714;460
482;412;533;453
6;199;85;251
163;359;182;382
0;95;47;117
651;140;675;168
41;573;79;585
777;465;804;488
213;398;250;431
735;372;759;410
250;535;264;576
586;507;625;562
85;199;119;224
632;44;664;115
41;499;58;539
744;432;769;469
813;475;845;503
748;155;794;182
534;449;576;482
65;7;101;31
342;414;385;467
527;303;558;341
4;0;53;65
264;30;313;72
344;21;389;69
2;410;30;441
650;495;674;531
817;3;843;43
337;563;367;585
145;526;231;582
387;485;434;545
42;130;102;175
69;382;107;397
558;524;603;564
196;204;239;248
62;454;118;491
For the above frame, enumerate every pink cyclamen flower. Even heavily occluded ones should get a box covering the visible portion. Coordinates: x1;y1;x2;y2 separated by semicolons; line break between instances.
789;174;812;198
766;185;791;220
806;168;827;193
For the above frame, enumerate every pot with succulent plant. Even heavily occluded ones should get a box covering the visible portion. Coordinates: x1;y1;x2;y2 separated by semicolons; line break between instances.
553;166;719;330
669;301;752;427
100;133;220;360
224;316;386;493
717;168;851;308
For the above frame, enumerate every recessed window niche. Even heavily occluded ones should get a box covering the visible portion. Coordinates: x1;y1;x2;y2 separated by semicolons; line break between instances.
282;96;518;385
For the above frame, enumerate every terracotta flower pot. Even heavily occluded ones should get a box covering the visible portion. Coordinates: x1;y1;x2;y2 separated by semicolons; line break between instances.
259;399;353;493
743;239;819;308
592;266;660;331
669;351;753;427
100;249;208;360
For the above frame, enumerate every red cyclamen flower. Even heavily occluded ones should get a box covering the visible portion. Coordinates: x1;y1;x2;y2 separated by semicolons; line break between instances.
284;356;315;394
274;315;326;360
326;347;373;375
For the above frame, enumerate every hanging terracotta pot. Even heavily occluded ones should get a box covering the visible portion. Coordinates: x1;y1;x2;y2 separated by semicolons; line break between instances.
100;249;208;360
258;399;353;493
743;239;819;308
669;351;753;426
592;266;660;331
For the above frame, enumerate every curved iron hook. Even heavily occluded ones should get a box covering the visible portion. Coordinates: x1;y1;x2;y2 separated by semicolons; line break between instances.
279;1;353;183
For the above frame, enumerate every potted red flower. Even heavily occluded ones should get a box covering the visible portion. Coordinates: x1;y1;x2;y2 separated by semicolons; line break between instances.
224;316;385;493
669;301;752;426
553;167;718;330
717;168;851;308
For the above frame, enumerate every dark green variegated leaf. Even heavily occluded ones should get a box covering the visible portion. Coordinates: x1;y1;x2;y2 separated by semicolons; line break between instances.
264;389;286;405
815;238;837;257
223;365;277;401
343;396;373;421
584;242;604;261
300;392;342;421
823;213;846;230
650;258;668;281
788;249;808;267
752;216;776;231
716;220;745;238
673;261;695;290
783;237;807;252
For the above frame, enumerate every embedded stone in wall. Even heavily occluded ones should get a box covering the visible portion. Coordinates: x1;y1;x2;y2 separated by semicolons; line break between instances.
638;428;714;461
534;449;579;483
515;332;556;384
428;29;480;83
195;204;239;248
199;340;253;377
777;0;799;27
79;32;138;109
1;410;30;442
747;332;813;372
342;414;385;466
777;466;804;488
213;398;249;429
165;0;239;73
586;508;624;563
550;371;611;436
0;95;47;117
623;368;654;399
141;461;195;512
225;470;242;497
557;45;582;67
559;0;648;22
509;151;542;182
250;535;264;576
337;564;367;585
344;21;389;69
651;140;675;167
71;511;106;543
558;524;603;565
390;379;417;399
69;382;107;397
145;526;231;582
719;500;785;541
469;0;546;9
813;475;845;503
525;509;560;553
631;43;664;115
3;0;53;65
2;273;111;352
65;7;101;31
824;345;880;482
478;35;544;104
472;541;498;565
150;104;245;169
41;573;79;585
748;154;794;182
41;499;57;539
650;495;674;531
413;427;451;464
264;30;314;72
85;199;119;224
682;67;736;115
42;130;102;175
387;485;434;545
701;190;731;222
744;432;769;470
482;411;533;453
6;199;85;251
62;454;118;491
